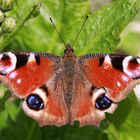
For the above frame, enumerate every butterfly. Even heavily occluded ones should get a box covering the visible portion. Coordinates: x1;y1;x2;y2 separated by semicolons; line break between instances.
0;43;139;127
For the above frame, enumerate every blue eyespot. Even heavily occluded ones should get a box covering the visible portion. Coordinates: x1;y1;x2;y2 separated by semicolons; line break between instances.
95;94;112;110
26;94;44;111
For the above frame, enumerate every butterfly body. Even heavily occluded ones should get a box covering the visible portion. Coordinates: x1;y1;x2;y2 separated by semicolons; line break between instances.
0;44;140;126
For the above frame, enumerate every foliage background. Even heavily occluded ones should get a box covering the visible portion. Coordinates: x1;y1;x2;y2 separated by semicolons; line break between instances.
0;0;140;140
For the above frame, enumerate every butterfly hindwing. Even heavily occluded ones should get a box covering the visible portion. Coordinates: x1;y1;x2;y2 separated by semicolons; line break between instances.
0;52;69;126
71;54;140;126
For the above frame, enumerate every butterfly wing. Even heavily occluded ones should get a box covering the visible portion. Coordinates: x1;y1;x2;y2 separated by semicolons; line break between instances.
71;54;140;126
0;52;69;126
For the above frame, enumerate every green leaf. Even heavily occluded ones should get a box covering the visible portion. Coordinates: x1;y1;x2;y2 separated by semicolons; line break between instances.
0;111;42;140
76;0;140;55
0;91;20;130
10;0;140;55
119;32;140;55
105;93;140;140
5;100;20;121
0;1;41;51
40;124;107;140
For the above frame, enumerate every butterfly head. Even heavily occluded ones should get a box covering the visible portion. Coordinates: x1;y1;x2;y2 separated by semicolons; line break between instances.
64;44;75;57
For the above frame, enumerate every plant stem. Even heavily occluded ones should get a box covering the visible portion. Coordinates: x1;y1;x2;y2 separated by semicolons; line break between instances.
0;2;41;51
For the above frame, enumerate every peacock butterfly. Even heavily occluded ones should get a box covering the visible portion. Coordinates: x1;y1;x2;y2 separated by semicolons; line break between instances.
0;44;140;127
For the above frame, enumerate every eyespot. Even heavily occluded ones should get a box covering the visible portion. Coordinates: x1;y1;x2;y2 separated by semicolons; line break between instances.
26;94;44;111
0;52;17;75
95;94;112;110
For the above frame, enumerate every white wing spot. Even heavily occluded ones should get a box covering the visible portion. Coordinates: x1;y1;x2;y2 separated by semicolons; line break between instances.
137;58;140;64
28;53;35;63
17;79;21;84
0;54;3;60
9;71;17;79
104;55;112;65
0;52;17;74
117;81;121;87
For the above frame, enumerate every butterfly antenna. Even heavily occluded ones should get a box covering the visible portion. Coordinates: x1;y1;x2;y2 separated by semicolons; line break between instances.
49;17;67;46
72;15;89;47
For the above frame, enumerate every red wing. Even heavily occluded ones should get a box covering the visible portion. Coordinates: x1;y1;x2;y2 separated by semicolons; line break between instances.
0;52;68;126
0;52;56;98
72;54;140;126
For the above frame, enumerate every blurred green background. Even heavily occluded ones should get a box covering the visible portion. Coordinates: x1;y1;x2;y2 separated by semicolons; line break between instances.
0;0;140;140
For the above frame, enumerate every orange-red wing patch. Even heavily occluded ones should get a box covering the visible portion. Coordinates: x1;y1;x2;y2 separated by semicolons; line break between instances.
83;58;132;100
2;57;54;98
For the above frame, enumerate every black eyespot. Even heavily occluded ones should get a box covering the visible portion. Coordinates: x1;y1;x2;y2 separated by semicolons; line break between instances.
26;94;44;111
95;94;112;110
